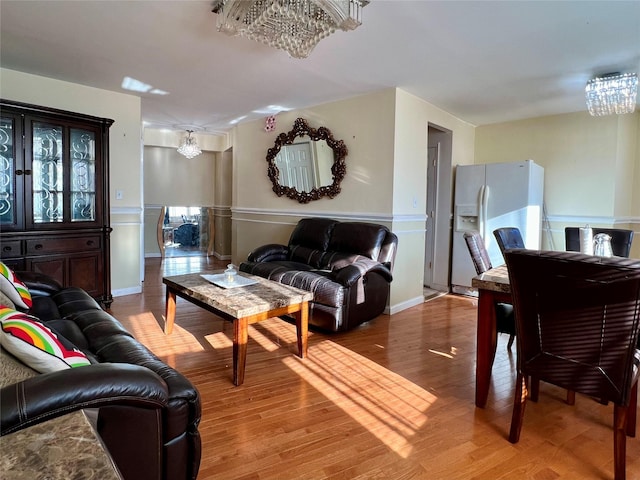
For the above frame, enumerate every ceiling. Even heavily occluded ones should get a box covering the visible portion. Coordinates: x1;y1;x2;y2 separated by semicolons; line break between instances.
1;1;639;135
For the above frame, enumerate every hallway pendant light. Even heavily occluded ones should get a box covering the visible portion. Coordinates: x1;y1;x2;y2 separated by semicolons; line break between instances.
585;72;638;116
177;130;202;159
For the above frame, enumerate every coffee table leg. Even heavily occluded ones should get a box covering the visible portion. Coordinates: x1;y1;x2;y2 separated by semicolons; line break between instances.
165;288;176;335
233;317;249;386
295;301;309;358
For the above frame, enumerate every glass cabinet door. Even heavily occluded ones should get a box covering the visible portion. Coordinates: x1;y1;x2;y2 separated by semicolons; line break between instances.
26;117;101;228
0;114;24;230
32;122;64;224
70;128;96;222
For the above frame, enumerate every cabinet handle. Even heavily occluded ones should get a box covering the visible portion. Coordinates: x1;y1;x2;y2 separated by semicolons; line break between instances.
2;245;12;252
34;244;43;250
16;169;23;176
87;240;94;246
24;169;32;175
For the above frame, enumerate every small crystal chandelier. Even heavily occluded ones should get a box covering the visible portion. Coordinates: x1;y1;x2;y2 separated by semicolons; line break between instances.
177;130;202;159
212;0;369;59
585;72;638;116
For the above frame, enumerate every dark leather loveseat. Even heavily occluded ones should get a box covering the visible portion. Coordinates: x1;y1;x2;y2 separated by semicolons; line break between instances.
0;272;201;480
240;217;398;332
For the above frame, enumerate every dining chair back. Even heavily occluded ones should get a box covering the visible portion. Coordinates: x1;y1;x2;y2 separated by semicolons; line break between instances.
565;227;634;258
504;249;640;480
463;231;515;348
493;227;526;255
463;231;493;275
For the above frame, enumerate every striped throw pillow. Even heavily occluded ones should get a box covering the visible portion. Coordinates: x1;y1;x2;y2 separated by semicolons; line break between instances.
0;262;33;310
0;306;91;373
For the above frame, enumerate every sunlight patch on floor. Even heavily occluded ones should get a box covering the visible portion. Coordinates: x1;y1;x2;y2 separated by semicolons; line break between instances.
203;318;305;352
204;331;233;349
124;311;205;354
283;339;437;458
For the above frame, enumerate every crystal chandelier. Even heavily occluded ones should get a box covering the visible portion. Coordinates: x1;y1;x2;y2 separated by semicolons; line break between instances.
585;73;638;116
212;0;369;59
177;130;202;159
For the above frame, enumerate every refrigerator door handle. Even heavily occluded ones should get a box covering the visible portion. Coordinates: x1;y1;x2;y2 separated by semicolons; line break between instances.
481;184;490;241
478;184;485;238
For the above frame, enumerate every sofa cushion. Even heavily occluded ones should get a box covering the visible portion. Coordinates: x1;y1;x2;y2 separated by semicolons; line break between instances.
321;251;368;270
327;222;388;261
29;296;62;321
288;245;326;268
62;309;134;355
268;270;344;308
285;271;344;308
241;261;314;280
52;287;102;317
44;318;92;351
288;218;337;251
0;306;91;373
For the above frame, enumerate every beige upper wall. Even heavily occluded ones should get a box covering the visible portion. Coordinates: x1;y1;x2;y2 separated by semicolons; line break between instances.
614;114;639;217
144;146;216;206
475;110;639;258
475;111;639;218
1;68;143;293
234;89;397;215
393;89;476;214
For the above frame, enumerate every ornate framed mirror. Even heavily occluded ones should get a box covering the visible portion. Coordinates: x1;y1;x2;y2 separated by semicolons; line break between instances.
266;118;347;204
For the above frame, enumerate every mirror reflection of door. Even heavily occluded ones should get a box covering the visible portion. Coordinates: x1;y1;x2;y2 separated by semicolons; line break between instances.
276;142;316;192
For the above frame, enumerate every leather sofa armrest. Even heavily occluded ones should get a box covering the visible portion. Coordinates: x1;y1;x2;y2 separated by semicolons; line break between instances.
15;271;63;297
332;259;393;287
0;363;169;436
247;244;289;263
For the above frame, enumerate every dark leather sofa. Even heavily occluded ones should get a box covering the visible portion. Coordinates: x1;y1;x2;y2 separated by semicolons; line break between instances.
0;272;201;480
239;217;398;332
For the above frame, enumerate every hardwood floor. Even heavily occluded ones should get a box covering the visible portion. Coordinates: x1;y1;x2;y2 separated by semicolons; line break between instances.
110;257;640;480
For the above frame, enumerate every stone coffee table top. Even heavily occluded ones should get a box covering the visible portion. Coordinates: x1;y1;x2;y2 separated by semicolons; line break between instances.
163;272;313;319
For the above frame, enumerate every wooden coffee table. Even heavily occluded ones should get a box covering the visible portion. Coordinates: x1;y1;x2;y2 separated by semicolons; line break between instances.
162;272;313;386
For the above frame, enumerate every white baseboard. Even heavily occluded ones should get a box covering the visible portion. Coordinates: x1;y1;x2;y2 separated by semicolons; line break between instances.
386;295;425;315
112;286;143;298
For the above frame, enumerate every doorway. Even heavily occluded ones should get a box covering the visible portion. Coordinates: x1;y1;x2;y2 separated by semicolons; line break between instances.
424;125;453;292
159;206;213;258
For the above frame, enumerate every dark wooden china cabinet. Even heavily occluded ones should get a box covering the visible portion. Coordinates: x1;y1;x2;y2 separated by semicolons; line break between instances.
0;100;114;307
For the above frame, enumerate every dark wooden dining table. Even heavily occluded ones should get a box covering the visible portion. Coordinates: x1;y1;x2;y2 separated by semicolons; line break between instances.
471;264;511;408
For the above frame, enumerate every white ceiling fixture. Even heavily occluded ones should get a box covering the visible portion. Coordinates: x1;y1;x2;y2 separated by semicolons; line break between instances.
177;130;202;159
585;73;638;116
212;0;369;59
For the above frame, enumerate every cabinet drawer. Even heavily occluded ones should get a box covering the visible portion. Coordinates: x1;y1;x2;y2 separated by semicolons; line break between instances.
26;236;101;255
0;241;22;258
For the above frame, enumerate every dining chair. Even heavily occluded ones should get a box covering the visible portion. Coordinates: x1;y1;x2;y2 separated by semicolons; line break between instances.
493;227;525;256
504;249;640;480
565;227;634;258
463;231;515;349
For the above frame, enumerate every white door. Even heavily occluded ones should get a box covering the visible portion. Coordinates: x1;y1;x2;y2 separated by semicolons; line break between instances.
423;145;438;287
275;142;316;191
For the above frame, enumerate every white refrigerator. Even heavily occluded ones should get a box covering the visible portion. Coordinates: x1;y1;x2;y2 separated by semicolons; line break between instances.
450;159;544;293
